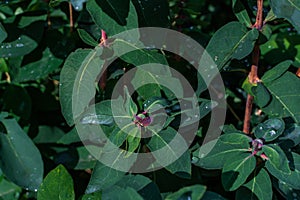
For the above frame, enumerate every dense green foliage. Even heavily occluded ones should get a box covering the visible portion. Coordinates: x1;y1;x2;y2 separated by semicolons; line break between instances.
0;0;300;199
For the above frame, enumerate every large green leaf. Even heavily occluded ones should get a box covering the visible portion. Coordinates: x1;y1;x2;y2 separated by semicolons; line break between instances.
270;0;300;32
193;133;251;169
37;165;75;200
60;47;105;126
85;161;126;194
0;35;37;58
13;48;63;82
0;178;21;200
203;21;258;70
87;0;139;41
236;168;272;200
263;72;300;123
222;154;256;191
197;22;258;93
0;119;43;191
165;185;206;200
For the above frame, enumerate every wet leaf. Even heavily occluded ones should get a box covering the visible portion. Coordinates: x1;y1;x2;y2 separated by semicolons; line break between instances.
254;118;285;142
165;185;206;200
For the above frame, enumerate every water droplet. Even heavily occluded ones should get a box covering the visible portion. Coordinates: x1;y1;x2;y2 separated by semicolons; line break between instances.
15;43;24;48
194;114;199;118
293;193;298;197
259;126;263;130
214;56;218;61
30;70;34;74
269;130;276;136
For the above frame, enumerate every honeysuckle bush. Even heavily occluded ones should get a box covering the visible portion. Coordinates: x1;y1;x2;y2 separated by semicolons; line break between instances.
0;0;299;200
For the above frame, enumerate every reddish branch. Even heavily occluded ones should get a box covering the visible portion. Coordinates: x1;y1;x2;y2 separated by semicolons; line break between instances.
69;2;74;31
243;0;263;134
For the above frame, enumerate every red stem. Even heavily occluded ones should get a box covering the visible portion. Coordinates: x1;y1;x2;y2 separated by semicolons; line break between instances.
69;2;74;31
243;0;263;134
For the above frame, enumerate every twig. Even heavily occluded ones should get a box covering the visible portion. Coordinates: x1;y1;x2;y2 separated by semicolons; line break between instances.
69;2;74;31
243;0;263;134
99;30;108;90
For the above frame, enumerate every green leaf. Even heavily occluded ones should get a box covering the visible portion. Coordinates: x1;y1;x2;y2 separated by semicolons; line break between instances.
270;0;300;33
222;154;256;191
197;22;258;93
263;72;300;123
0;178;21;200
74;146;97;170
85;161;126;194
0;35;37;58
147;127;191;176
254;118;285;142
87;0;139;41
60;47;105;126
0;23;7;43
263;144;291;175
232;0;252;27
124;85;138;116
262;60;293;83
116;174;152;191
0;119;43;191
203;21;258;70
165;185;206;200
77;29;98;47
236;168;272;200
37;165;75;200
252;83;271;108
13;48;63;82
2;84;31;120
193;133;251;169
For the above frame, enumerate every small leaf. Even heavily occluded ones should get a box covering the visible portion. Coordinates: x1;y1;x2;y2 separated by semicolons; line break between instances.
37;165;75;200
77;29;98;47
81;191;102;200
236;168;272;200
0;119;43;191
124;85;138;117
254;118;285;142
0;178;21;199
115;174;152;191
0;35;37;58
232;0;252;27
222;154;256;191
33;126;65;144
165;184;206;200
13;48;63;82
270;0;300;33
262;60;292;83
